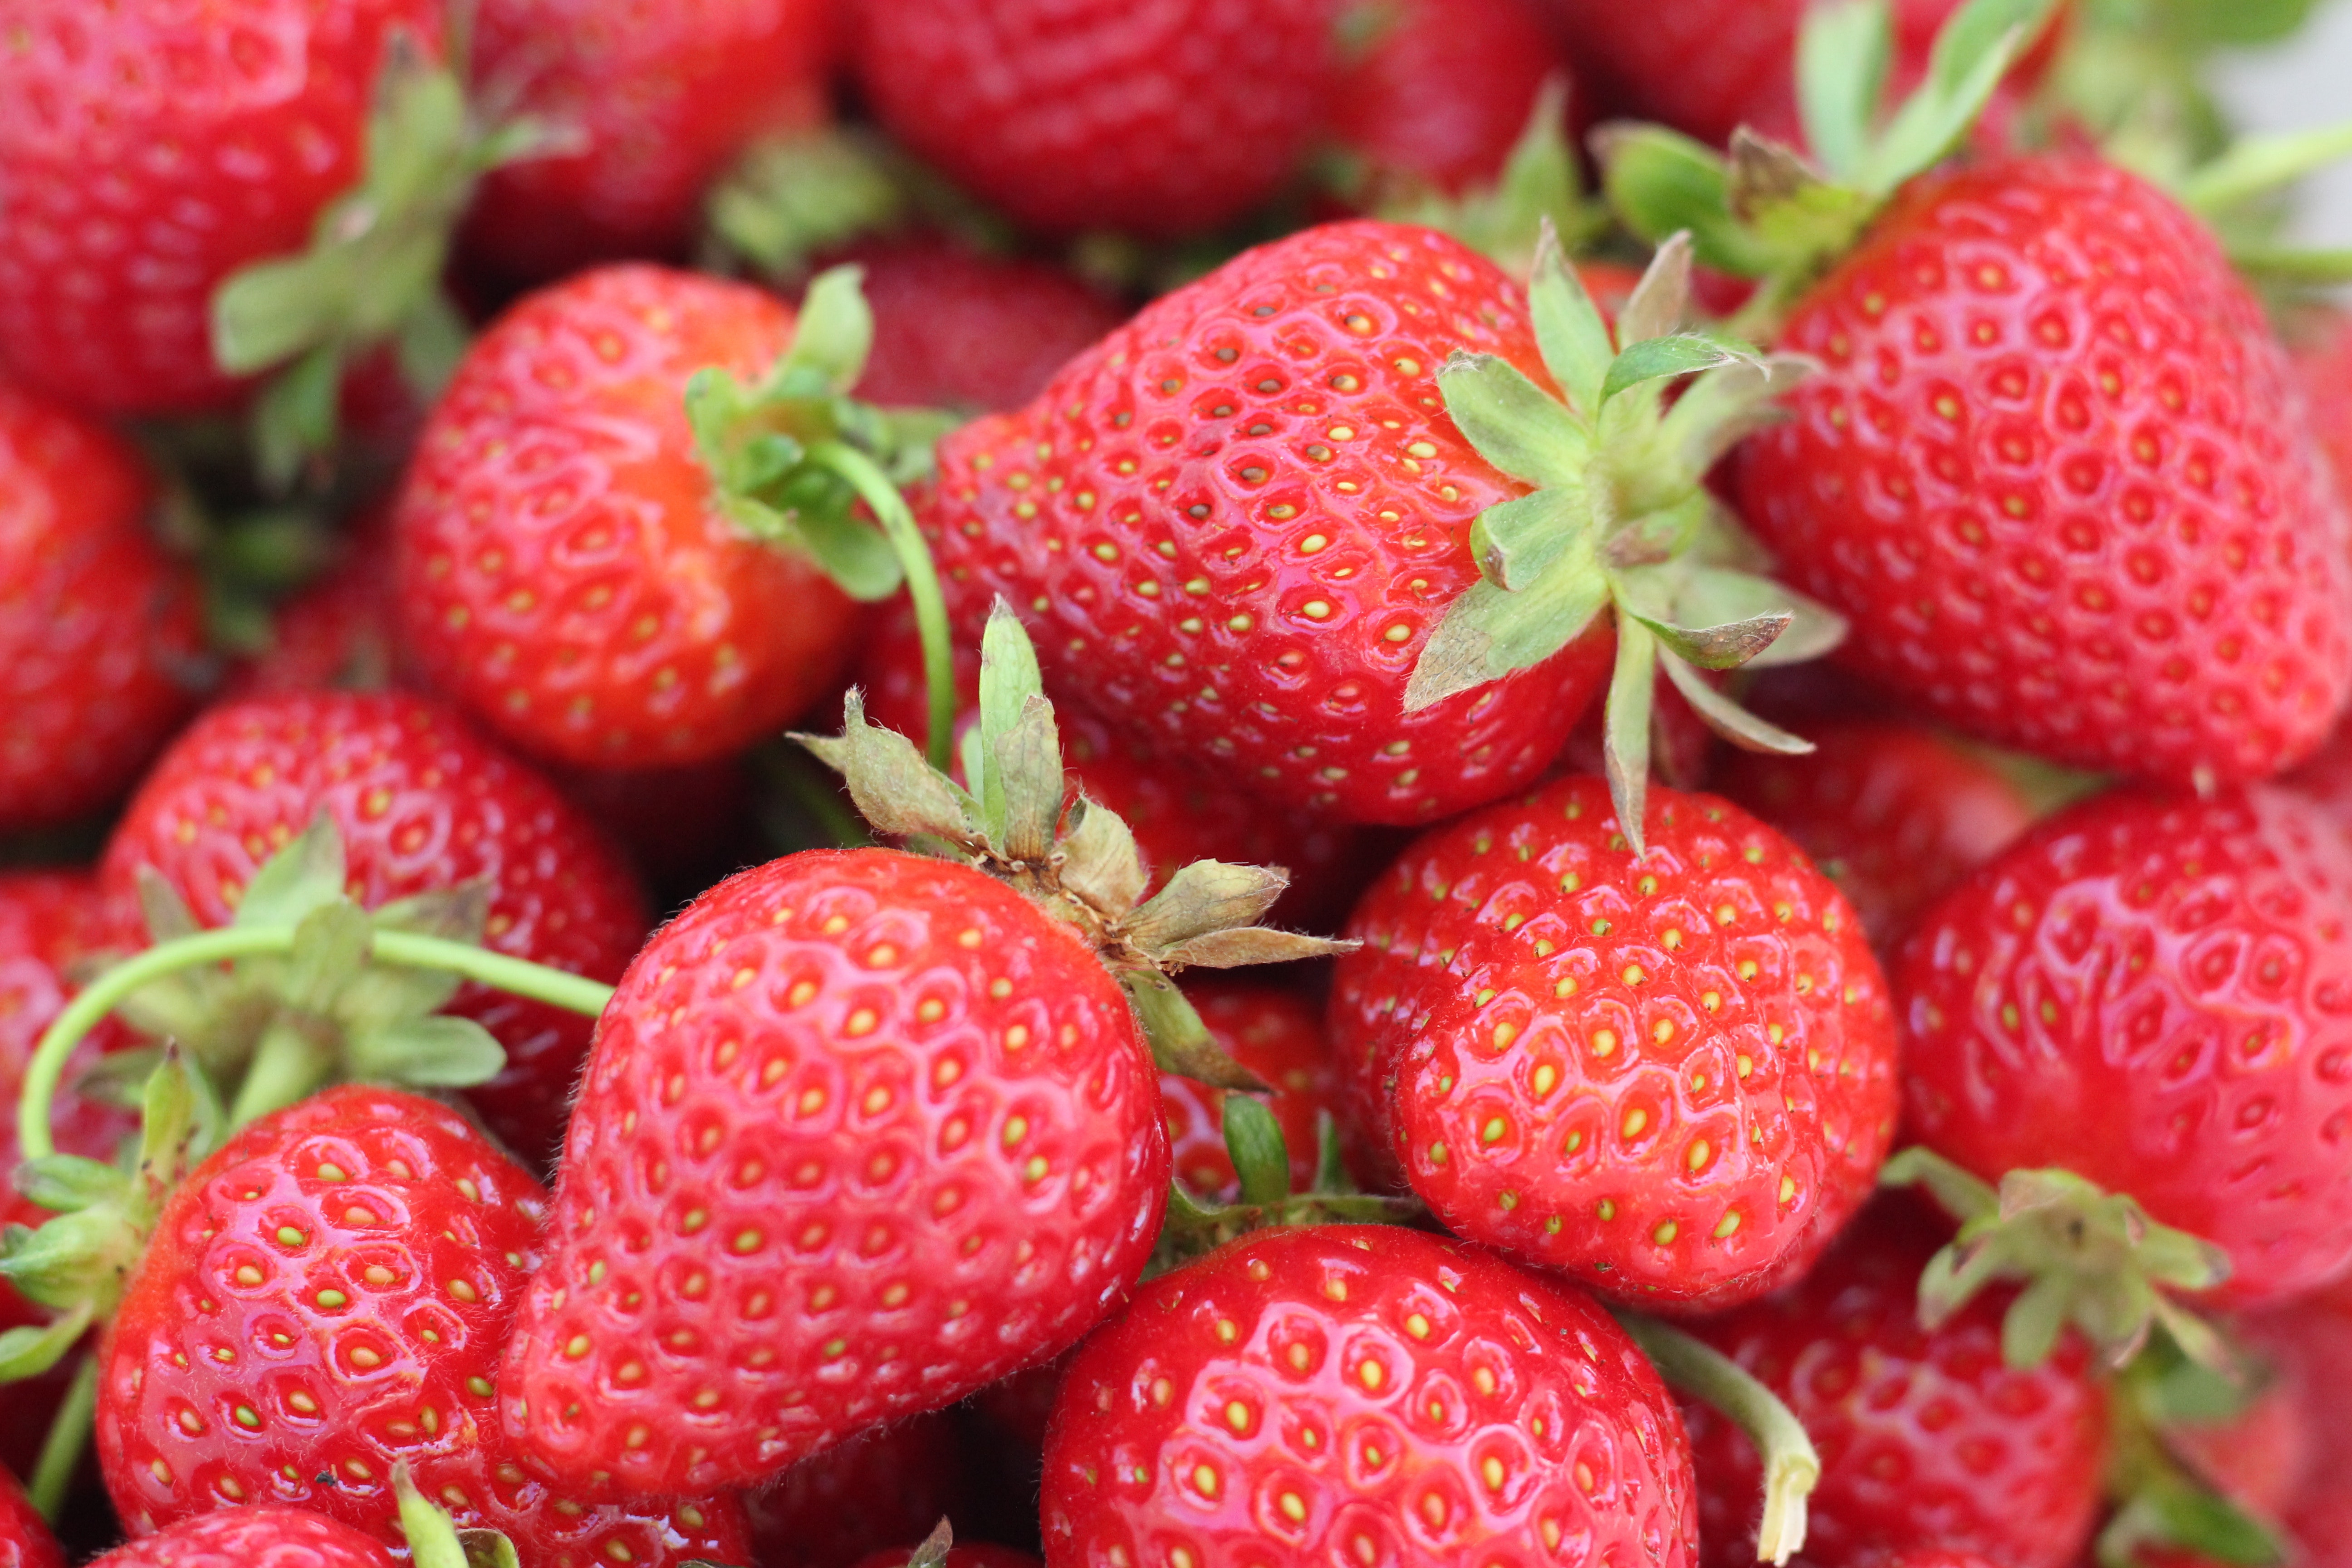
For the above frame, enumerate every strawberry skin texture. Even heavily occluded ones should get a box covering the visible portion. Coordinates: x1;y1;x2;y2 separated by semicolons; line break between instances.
1681;1198;2108;1568
98;690;649;1166
1039;1224;1698;1568
0;0;438;414
88;1509;399;1568
1715;721;2037;949
1331;776;1899;1311
394;264;863;769
97;1085;746;1568
851;0;1339;239
746;1410;971;1568
1162;981;1350;1202
0;1447;62;1568
840;240;1129;414
1331;0;1568;196
920;220;1615;827
0;378;205;830
1899;783;2352;1303
2294;309;2352;496
1735;155;2352;788
2237;1282;2352;1566
466;0;837;279
499;848;1171;1497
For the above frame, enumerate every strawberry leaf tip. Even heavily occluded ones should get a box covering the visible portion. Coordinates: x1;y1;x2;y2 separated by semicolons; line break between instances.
1369;75;1610;276
1882;1147;2235;1372
394;1460;517;1568
1410;225;1841;852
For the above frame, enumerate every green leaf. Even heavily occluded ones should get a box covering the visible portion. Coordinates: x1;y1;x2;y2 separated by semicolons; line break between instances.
706;128;910;280
1155;927;1353;970
285;901;374;1014
1613;232;1694;347
1435;352;1591;487
250;343;347;494
0;1308;91;1384
1526;220;1617;418
1660;652;1816;754
69;1047;164;1113
777;265;876;397
1600;333;1759;405
12;1156;127;1215
1313;1112;1355;1196
1125;862;1288;953
372;883;490;946
2142;1483;2287;1568
395;288;471;406
1592;122;1778;278
1056;795;1151;919
1655;353;1814;475
769;494;905;602
1469;488;1594;592
994;695;1065;867
1627;608;1790;670
1403;549;1611;711
977;600;1048;843
1729;132;1879;261
349;1015;508;1088
1798;0;1893;185
236;814;351;932
1861;0;2053;194
1121;972;1272;1093
1221;1093;1292;1209
896;1521;957;1568
794;691;978;846
1672;566;1847;667
135;868;202;946
2225;244;2352;286
2178;123;2352;218
1601;615;1658;855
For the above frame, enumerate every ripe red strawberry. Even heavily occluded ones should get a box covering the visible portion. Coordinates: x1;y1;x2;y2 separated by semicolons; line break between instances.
0;377;205;831
850;0;1341;239
1715;721;2036;948
1897;782;2352;1314
0;1465;61;1568
98;689;649;1164
1679;1197;2109;1568
835;240;1127;414
0;0;440;414
2236;1283;2352;1568
393;264;873;770
1735;153;2352;788
1331;774;1899;1311
1331;0;1569;198
465;0;838;279
2293;308;2352;495
745;1411;972;1568
86;1509;398;1568
1162;981;1350;1202
1039;1224;1699;1568
96;1085;746;1567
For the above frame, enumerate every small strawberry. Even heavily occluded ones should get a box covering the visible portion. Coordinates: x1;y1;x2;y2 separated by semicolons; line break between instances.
0;377;206;832
920;219;1836;830
1679;1196;2110;1568
1162;981;1351;1204
1330;774;1899;1311
497;607;1348;1497
1715;721;2037;947
0;1466;61;1568
394;263;942;770
849;0;1341;239
464;0;837;279
1891;781;2352;1363
84;1509;400;1568
95;1084;745;1568
98;690;648;1162
745;1411;972;1568
1038;1224;1700;1568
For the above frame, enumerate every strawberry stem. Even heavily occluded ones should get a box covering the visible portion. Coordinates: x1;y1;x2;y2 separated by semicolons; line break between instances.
17;927;613;1162
807;438;956;773
1614;1312;1820;1566
228;1018;339;1131
26;1350;95;1522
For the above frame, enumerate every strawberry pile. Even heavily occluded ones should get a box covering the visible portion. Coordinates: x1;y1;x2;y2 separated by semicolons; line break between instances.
2;0;2351;1567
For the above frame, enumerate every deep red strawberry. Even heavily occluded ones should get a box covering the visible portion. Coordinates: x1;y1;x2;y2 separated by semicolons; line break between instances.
0;377;205;831
1897;782;2352;1311
1040;1224;1699;1568
2235;1282;2352;1568
98;690;649;1164
394;264;873;769
1331;775;1899;1311
1162;981;1350;1202
850;0;1341;239
87;1508;399;1568
1331;0;1569;197
465;0;838;279
1679;1196;2109;1568
1735;153;2352;788
1715;721;2036;948
0;1463;61;1568
848;1548;1037;1568
97;1085;745;1566
745;1410;972;1568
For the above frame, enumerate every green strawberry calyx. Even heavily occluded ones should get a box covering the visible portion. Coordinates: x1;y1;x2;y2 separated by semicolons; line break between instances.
396;1461;520;1568
1882;1147;2234;1372
796;600;1357;1092
2096;1339;2290;1568
1595;0;2060;336
686;264;962;770
1154;1102;1421;1274
1406;220;1846;852
212;25;564;490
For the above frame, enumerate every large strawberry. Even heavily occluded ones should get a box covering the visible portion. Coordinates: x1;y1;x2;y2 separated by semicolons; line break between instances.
1330;0;1570;201
920;218;1836;830
849;0;1340;240
1038;1224;1699;1568
0;377;205;831
745;1411;972;1568
464;0;838;279
394;263;942;771
96;1085;745;1568
1331;774;1898;1311
1891;781;2352;1363
98;690;648;1162
497;608;1347;1497
83;1509;400;1568
1679;1196;2109;1568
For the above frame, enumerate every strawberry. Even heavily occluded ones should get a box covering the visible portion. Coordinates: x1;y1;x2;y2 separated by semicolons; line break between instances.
84;1509;399;1568
1678;1196;2109;1568
95;1084;746;1568
226;516;399;701
464;0;838;280
920;219;1833;830
848;1548;1036;1568
745;1411;972;1568
0;377;206;832
2234;1284;2352;1568
0;1466;61;1568
1891;781;2352;1360
1331;0;1571;200
497;607;1347;1497
849;0;1341;239
98;690;649;1163
1715;721;2037;948
1162;982;1350;1203
2293;307;2352;495
1330;774;1899;1311
393;263;943;771
1038;1224;1700;1568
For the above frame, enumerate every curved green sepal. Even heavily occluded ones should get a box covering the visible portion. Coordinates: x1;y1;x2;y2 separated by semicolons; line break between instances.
1799;0;1894;185
1122;972;1271;1095
397;1460;517;1568
2177;122;2352;220
1593;124;1779;279
707;128;913;280
1858;0;2056;195
1373;76;1610;274
1882;1147;2233;1371
1220;1092;1292;1209
1602;617;1661;854
0;1307;92;1384
898;1520;957;1568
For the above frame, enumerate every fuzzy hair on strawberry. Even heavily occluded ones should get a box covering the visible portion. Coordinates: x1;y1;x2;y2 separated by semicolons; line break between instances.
495;604;1353;1499
1603;0;2352;789
920;215;1844;841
